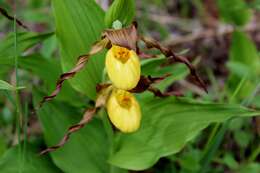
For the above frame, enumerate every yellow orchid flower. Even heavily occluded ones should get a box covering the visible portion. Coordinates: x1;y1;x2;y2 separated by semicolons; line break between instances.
106;88;141;133
106;45;141;90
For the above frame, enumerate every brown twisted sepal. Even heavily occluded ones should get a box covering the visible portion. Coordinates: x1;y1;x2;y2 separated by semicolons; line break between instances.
130;74;171;97
140;36;208;93
39;37;110;107
40;86;112;155
39;108;97;155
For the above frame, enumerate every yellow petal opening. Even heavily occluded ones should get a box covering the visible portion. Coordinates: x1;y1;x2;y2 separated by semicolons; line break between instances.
106;45;141;90
112;45;130;63
106;89;141;133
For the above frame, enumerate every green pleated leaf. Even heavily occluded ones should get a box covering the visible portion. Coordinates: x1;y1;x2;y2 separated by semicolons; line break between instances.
0;48;83;105
33;90;110;173
0;32;53;65
1;52;82;106
0;32;52;79
105;0;135;28
0;144;62;173
52;0;106;100
217;0;252;26
19;54;83;107
109;96;260;170
19;55;59;86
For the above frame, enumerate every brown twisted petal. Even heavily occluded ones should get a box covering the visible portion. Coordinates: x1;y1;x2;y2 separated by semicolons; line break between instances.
0;7;29;30
96;74;171;96
96;75;176;97
40;86;113;155
96;83;112;93
130;74;171;94
137;51;157;59
40;108;97;155
130;74;180;97
103;22;138;51
140;36;208;93
39;37;110;107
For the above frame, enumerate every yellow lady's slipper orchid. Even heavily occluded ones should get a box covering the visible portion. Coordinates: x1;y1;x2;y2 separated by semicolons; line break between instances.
106;88;141;133
106;45;141;90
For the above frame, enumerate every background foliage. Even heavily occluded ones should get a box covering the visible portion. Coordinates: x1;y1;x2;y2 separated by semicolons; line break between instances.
0;0;259;173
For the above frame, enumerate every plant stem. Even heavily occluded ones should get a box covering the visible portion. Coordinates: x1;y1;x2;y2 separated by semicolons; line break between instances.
13;6;23;173
101;109;114;152
202;123;220;154
199;121;229;173
100;109;116;173
22;101;28;173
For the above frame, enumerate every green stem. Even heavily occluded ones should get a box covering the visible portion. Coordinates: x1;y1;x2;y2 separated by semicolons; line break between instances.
199;121;229;173
229;75;247;103
13;8;23;173
21;101;28;173
202;123;220;154
15;92;23;173
100;109;116;173
100;110;114;151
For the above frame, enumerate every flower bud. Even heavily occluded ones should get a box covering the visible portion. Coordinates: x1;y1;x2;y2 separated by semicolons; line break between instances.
106;89;141;133
106;45;141;90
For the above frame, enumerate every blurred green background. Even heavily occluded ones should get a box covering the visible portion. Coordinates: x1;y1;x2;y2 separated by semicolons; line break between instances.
0;0;259;173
